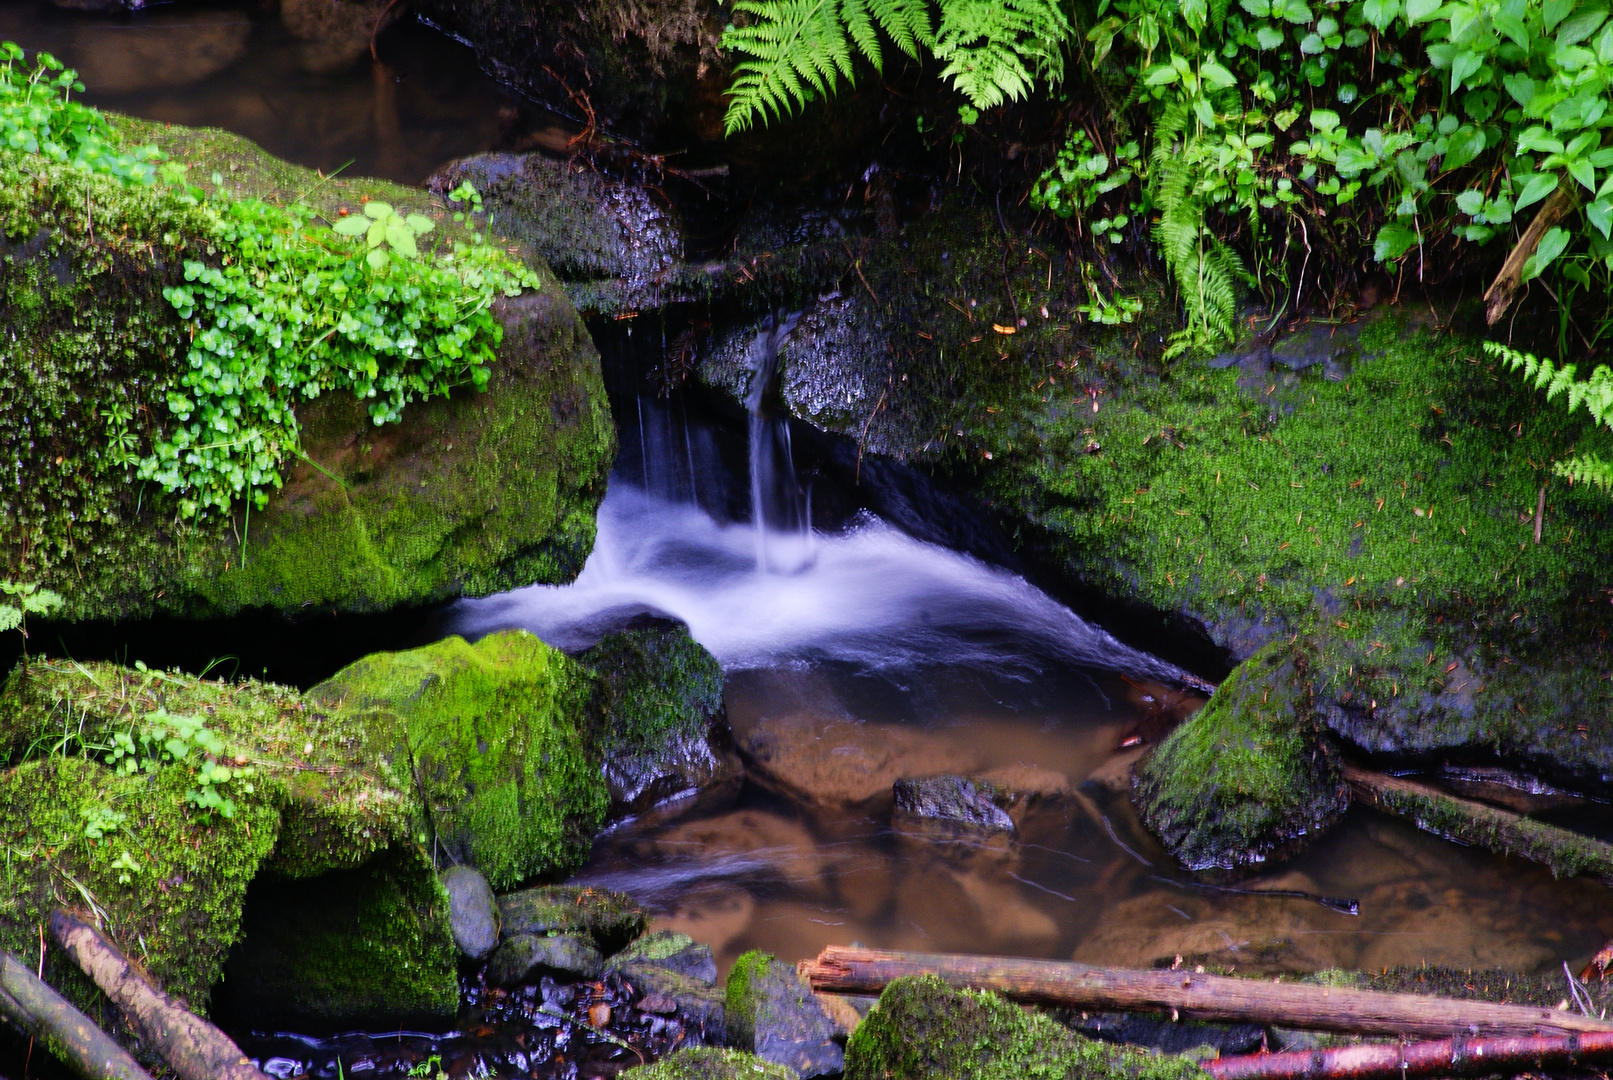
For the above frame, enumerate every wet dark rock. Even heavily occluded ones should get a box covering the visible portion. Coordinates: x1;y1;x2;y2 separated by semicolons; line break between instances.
846;975;1209;1080
609;929;718;984
486;932;605;986
441;866;500;962
1063;1011;1265;1056
578;624;740;814
498;885;649;953
620;962;729;1042
428;153;681;285
632;1047;802;1080
725;951;844;1078
1135;642;1349;871
892;775;1016;834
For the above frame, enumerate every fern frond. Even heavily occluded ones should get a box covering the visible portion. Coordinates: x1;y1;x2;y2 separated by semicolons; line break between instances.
1485;341;1613;430
871;0;935;58
932;0;1070;109
1554;452;1613;490
723;0;855;134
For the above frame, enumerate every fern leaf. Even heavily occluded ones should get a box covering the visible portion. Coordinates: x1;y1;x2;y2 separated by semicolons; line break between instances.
723;0;854;134
1555;452;1613;490
933;0;1070;109
871;0;935;58
841;0;884;68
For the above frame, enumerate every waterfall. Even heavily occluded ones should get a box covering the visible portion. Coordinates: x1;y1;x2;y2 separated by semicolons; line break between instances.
743;312;809;573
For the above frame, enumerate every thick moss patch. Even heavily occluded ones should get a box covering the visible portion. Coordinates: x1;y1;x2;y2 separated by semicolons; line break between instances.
844;974;1211;1080
1;116;613;623
629;1047;799;1080
1135;642;1348;870
307;630;610;891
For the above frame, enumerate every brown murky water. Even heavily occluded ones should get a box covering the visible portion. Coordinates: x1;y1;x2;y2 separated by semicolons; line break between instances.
0;0;538;184
573;663;1613;981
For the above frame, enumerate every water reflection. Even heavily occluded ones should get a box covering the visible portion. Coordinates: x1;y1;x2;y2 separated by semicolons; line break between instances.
0;1;533;184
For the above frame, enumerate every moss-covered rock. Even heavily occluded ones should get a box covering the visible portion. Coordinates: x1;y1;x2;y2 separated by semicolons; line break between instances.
497;884;650;953
609;929;718;984
486;931;605;986
629;1047;800;1080
725;951;843;1078
1135;642;1349;870
0;628;608;1026
578;623;737;813
307;630;609;890
844;974;1212;1080
1;115;613;624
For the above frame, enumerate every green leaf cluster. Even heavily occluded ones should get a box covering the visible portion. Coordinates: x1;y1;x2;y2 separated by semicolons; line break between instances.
721;0;1070;133
1040;0;1613;351
0;42;544;520
103;708;256;821
0;580;63;642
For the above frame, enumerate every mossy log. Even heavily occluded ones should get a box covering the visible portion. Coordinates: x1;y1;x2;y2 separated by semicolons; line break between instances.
0;951;150;1080
802;947;1613;1038
50;911;265;1080
1344;765;1613;881
1208;1030;1613;1080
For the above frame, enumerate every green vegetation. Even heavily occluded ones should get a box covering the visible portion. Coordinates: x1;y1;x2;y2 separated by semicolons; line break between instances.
0;580;62;651
844;974;1212;1079
1490;340;1613;489
1135;641;1348;869
721;0;1071;132
629;1047;800;1080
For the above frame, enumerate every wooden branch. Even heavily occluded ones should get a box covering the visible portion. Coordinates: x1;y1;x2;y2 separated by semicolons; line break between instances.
0;952;151;1080
801;947;1613;1039
1344;765;1613;882
1484;182;1579;325
1207;1030;1613;1080
48;911;268;1080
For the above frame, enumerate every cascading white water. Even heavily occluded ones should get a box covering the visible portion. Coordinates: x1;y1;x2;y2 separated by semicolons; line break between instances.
743;312;810;573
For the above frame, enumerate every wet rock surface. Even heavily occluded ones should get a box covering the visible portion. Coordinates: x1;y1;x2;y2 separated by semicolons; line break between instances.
736;714;977;806
609;929;719;984
631;1047;802;1080
499;885;650;954
442;866;501;962
725;951;844;1079
892;775;1017;834
618;963;729;1040
487;932;605;986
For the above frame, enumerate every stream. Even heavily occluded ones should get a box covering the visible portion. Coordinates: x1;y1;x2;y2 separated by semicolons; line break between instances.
3;3;1612;1077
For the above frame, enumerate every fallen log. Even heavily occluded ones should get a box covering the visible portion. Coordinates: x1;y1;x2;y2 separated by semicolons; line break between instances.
1345;765;1613;882
801;947;1613;1039
1483;181;1578;325
1207;1030;1613;1080
48;910;268;1080
0;952;151;1080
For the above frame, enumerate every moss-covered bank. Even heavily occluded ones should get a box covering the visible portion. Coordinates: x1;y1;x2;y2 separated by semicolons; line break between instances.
845;974;1212;1080
0;628;610;1027
1;115;614;623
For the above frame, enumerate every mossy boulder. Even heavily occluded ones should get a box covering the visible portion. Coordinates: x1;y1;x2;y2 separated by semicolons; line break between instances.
1134;642;1349;870
1;115;613;624
725;951;843;1078
844;974;1212;1080
497;884;649;953
629;1047;800;1080
0;628;608;1027
306;630;609;890
609;929;718;984
578;623;737;813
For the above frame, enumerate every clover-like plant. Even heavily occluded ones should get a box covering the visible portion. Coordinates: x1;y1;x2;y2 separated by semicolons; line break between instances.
332;200;436;270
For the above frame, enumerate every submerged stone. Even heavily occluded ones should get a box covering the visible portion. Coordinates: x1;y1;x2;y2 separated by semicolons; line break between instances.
0;115;613;626
487;932;605;986
629;1047;800;1080
498;885;649;954
441;865;501;962
619;963;728;1043
725;951;843;1079
1135;642;1348;870
844;974;1211;1080
609;929;718;984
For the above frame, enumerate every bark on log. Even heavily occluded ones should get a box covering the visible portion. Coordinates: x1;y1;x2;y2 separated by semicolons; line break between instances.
1345;765;1613;882
1207;1030;1613;1080
48;911;268;1080
801;947;1613;1039
0;952;151;1080
1483;181;1579;325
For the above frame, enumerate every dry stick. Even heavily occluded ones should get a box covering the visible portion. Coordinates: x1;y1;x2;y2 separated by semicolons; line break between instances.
1344;765;1613;882
0;952;151;1080
1207;1030;1613;1080
801;946;1613;1039
48;911;268;1080
1483;182;1579;325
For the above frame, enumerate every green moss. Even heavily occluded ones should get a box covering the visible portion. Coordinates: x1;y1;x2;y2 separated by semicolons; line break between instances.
307;630;610;890
0;116;614;623
614;929;698;963
628;1047;800;1080
844;975;1212;1080
1135;641;1348;870
724;949;772;1046
218;845;458;1028
499;885;650;953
